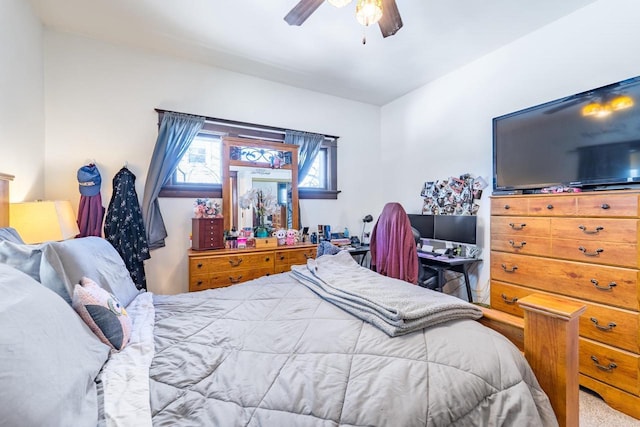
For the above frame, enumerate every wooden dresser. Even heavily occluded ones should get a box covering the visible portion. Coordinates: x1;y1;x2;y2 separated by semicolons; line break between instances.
188;243;316;291
0;173;13;227
490;190;640;419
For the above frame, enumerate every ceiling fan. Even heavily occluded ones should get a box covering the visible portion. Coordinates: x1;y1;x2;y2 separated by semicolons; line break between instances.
284;0;403;40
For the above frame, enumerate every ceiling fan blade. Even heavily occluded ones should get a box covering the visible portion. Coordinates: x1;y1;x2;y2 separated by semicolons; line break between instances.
378;0;403;37
284;0;325;26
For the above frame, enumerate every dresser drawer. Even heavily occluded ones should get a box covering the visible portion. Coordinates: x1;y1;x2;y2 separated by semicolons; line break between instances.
491;216;550;236
190;253;274;273
576;194;640;217
490;252;639;310
490;234;551;256
551;238;638;268
551;218;639;243
580;338;639;395
490;280;531;316
283;248;316;265
491;280;639;353
208;267;274;288
491;197;528;215
529;196;576;216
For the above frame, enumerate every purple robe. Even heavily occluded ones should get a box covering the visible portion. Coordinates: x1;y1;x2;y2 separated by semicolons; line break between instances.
77;194;105;238
369;202;419;284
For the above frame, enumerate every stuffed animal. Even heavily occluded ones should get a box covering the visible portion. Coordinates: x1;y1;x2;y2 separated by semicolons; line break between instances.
272;228;287;246
286;228;299;246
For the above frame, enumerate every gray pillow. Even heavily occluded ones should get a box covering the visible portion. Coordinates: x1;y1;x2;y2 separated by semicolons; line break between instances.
0;227;24;243
46;237;141;307
0;264;110;427
0;240;71;303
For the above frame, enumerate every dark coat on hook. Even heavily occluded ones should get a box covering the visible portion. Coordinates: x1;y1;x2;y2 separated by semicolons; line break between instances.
104;167;150;290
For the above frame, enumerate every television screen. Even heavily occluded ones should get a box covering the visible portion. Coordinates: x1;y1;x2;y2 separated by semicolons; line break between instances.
433;215;477;245
493;75;640;192
408;214;434;239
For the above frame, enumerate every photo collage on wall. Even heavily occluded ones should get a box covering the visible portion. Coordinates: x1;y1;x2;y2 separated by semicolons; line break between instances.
421;174;487;215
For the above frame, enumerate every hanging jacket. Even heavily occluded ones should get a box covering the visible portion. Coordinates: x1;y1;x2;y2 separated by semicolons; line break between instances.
104;167;150;290
369;202;419;285
77;163;105;237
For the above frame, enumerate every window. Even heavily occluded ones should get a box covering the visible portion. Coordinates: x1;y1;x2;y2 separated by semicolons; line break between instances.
158;112;340;199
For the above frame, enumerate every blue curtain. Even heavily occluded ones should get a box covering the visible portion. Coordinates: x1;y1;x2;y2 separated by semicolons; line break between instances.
142;112;205;250
284;130;324;228
284;130;324;182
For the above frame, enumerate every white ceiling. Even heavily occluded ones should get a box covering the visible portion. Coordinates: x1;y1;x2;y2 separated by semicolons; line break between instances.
27;0;597;105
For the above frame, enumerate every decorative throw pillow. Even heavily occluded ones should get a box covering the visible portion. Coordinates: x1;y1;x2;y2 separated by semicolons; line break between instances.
72;277;132;351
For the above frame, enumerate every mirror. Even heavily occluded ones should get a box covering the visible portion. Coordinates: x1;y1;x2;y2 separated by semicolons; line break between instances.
222;137;299;234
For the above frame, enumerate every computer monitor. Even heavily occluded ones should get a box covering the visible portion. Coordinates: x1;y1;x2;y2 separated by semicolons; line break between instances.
433;215;477;245
407;214;434;239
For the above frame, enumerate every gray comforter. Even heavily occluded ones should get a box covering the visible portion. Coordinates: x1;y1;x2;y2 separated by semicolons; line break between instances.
149;272;557;426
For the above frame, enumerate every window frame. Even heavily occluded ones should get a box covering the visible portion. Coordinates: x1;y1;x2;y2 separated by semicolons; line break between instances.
157;110;340;200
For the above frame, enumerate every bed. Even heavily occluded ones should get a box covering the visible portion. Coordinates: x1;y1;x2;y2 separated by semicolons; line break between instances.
0;176;581;426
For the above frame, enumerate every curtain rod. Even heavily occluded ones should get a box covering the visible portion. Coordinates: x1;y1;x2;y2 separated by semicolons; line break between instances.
154;108;339;140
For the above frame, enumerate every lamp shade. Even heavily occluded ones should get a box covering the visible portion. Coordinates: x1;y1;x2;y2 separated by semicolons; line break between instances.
10;200;80;244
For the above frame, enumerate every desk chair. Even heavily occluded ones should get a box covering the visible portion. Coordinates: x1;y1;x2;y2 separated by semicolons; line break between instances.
411;227;438;289
369;203;419;284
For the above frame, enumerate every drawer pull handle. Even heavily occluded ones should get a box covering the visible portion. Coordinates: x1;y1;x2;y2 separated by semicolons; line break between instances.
229;258;243;267
265;257;270;262
578;225;604;235
590;355;617;372
196;280;203;287
601;203;611;210
280;255;286;260
197;263;203;269
546;204;553;210
229;275;243;284
590;317;617;332
304;254;312;259
508;240;527;249
504;204;510;210
500;294;518;305
501;264;518;273
579;246;603;257
590;279;617;291
508;223;526;230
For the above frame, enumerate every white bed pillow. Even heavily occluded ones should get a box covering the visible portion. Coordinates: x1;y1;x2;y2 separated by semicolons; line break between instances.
0;264;110;427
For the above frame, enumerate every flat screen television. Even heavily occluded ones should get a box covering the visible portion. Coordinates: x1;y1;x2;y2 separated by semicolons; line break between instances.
493;75;640;192
433;215;477;245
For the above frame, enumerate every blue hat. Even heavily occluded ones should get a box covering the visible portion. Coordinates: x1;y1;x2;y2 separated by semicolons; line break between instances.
77;164;102;197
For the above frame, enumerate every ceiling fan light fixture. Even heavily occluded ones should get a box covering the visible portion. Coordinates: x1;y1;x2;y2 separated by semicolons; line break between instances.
609;94;634;111
327;0;352;7
581;102;601;117
355;0;383;27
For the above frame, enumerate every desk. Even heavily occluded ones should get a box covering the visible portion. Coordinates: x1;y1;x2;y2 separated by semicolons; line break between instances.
417;252;481;303
346;245;370;267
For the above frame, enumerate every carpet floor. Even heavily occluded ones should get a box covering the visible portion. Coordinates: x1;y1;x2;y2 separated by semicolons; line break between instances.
580;387;640;426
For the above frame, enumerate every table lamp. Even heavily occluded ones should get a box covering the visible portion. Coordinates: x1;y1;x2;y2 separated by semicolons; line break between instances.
361;214;373;245
10;200;80;244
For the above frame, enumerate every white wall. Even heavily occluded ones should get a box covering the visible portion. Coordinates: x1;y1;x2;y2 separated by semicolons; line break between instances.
43;32;382;294
381;0;640;302
0;0;44;201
